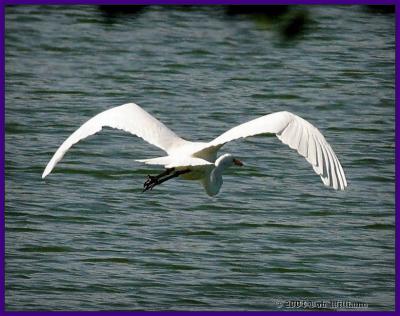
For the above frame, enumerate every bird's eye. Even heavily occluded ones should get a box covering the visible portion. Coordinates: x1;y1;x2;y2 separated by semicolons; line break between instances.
233;158;243;166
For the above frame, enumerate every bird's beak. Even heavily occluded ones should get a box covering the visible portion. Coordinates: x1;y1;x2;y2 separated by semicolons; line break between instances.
233;158;243;166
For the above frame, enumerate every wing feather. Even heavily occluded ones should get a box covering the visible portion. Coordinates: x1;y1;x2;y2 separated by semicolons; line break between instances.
297;124;309;157
311;133;324;178
306;131;318;167
317;135;335;188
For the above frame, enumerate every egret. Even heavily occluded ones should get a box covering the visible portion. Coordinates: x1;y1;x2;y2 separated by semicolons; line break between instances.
42;103;347;195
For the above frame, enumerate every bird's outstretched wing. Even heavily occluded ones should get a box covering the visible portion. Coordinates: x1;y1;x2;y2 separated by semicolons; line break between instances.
203;111;347;190
42;103;187;178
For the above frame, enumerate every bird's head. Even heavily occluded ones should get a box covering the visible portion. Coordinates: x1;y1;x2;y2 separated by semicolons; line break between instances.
215;154;243;169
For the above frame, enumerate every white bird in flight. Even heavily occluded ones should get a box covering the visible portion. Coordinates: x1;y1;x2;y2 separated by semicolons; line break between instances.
42;102;347;195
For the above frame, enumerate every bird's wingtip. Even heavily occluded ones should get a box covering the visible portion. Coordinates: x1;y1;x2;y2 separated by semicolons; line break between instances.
42;169;49;179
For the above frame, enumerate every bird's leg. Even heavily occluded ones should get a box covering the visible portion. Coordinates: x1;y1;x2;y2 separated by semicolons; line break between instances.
144;168;174;187
143;169;191;192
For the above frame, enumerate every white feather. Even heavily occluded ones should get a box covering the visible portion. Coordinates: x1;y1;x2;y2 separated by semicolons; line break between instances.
42;103;188;179
43;104;347;195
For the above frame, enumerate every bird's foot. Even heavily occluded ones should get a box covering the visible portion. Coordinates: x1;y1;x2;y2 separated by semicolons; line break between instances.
142;168;188;193
144;175;158;187
143;175;159;192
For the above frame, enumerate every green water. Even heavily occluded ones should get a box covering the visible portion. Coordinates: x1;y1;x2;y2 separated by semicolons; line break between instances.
5;5;395;311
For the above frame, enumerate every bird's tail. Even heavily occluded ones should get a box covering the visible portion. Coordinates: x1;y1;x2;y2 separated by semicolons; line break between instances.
135;156;173;166
136;156;212;168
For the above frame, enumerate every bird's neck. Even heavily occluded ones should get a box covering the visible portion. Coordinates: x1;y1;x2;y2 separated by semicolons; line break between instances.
204;159;230;196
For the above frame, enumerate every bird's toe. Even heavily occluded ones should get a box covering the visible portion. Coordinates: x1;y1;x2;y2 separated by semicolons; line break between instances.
143;176;160;192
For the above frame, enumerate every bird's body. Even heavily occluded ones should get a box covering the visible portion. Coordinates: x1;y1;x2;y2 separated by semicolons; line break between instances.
42;102;347;195
178;165;211;181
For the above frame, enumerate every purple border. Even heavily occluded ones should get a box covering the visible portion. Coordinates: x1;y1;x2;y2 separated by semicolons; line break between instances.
395;2;399;314
1;312;394;315
2;0;399;5
1;2;4;316
1;0;397;315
